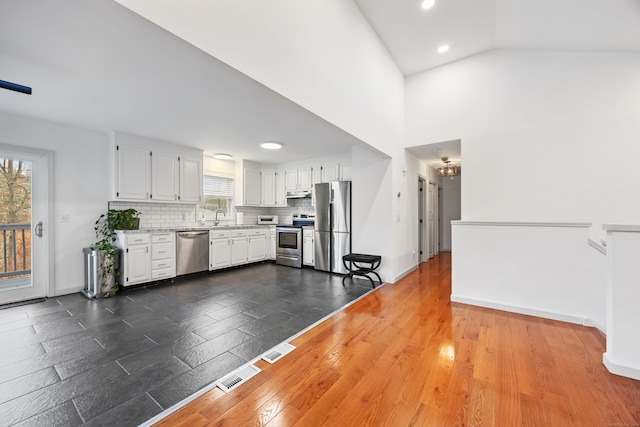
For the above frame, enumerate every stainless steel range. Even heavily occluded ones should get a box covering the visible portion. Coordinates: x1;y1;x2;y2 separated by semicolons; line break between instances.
275;214;314;268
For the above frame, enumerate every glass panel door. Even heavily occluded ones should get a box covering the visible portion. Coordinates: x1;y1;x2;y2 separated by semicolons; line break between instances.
0;149;49;304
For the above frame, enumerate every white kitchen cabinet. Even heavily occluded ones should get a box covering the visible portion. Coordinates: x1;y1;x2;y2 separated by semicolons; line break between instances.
230;230;248;265
116;145;150;200
268;226;276;260
110;132;203;203
151;232;176;280
339;162;352;181
235;159;262;206
303;228;314;267
151;152;178;202
247;229;268;262
261;169;286;207
261;170;276;206
179;156;203;203
210;230;231;270
275;171;286;206
115;232;151;287
321;164;340;182
285;166;314;191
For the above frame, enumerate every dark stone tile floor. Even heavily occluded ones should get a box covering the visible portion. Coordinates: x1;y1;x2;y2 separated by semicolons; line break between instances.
0;263;373;426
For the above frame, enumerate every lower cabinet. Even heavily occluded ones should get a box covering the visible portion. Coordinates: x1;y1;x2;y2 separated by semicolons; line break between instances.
151;232;176;280
210;230;232;270
230;231;249;266
116;232;151;287
268;226;276;260
303;228;314;267
248;229;268;263
210;228;269;270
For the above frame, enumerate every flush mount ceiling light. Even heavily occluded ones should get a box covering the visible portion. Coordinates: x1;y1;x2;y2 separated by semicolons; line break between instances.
437;156;459;177
213;153;232;160
437;45;449;53
421;0;435;10
260;142;282;150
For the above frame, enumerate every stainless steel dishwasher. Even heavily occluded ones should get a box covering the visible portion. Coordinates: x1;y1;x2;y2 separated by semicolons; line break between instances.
176;230;209;276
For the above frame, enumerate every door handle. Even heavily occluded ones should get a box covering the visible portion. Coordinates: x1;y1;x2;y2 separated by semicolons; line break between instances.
34;221;43;238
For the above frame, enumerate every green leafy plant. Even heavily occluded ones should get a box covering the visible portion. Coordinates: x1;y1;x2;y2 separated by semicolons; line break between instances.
94;208;140;296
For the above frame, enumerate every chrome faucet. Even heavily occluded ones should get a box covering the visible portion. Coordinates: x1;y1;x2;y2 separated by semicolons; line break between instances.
214;209;225;226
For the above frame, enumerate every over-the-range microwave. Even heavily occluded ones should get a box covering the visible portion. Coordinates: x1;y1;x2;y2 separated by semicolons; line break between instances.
257;215;279;225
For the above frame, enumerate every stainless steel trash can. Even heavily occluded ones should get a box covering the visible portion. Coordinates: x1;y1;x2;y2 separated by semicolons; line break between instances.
82;247;120;299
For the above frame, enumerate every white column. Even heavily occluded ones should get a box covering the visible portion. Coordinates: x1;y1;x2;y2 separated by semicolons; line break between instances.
603;224;640;380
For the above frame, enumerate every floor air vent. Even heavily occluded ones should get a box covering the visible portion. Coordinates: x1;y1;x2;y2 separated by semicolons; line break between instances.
215;364;261;393
261;343;296;364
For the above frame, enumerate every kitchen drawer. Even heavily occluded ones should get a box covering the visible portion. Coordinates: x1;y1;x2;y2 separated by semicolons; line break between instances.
210;230;231;239
152;233;175;243
151;267;174;280
152;242;174;260
231;230;248;237
152;259;174;270
303;229;314;238
125;233;151;245
248;229;268;237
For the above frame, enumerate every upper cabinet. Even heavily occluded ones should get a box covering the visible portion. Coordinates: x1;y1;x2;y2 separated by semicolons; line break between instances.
285;166;313;191
151;151;178;202
235;159;261;206
116;145;151;200
311;160;352;184
179;156;203;203
109;132;202;203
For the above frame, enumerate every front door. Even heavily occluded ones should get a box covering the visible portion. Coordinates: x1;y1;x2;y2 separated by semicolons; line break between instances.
0;146;50;305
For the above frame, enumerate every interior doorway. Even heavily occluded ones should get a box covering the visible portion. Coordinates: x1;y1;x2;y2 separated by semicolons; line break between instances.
0;145;51;305
418;177;426;262
428;181;438;258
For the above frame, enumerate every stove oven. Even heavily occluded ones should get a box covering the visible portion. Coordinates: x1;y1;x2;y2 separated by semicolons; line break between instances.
275;226;302;268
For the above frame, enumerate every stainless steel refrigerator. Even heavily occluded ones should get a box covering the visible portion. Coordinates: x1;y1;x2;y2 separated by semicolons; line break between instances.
314;181;351;274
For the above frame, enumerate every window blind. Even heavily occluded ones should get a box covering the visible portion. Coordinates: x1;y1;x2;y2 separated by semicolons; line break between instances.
203;175;233;197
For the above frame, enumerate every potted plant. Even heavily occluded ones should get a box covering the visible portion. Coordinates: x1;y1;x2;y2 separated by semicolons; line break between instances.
93;208;140;297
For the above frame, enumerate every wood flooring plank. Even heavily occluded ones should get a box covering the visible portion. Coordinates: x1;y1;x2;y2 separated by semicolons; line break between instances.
152;253;640;427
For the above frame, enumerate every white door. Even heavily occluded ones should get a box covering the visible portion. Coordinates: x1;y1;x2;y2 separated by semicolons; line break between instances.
428;182;436;258
418;177;426;262
0;148;50;305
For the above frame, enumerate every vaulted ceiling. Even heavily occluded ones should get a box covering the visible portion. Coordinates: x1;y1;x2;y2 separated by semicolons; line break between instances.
1;0;638;165
355;0;640;76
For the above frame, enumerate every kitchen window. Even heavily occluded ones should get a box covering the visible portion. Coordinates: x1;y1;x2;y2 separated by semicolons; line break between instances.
201;174;233;218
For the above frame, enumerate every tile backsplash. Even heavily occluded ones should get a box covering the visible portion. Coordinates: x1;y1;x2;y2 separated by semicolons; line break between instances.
109;197;315;229
109;201;201;229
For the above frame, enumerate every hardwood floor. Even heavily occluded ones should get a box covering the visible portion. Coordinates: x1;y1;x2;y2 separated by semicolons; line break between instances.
154;253;640;426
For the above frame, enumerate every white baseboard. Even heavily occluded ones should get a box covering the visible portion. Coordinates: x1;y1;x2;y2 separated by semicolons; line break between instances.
393;264;417;283
450;295;605;333
603;352;640;381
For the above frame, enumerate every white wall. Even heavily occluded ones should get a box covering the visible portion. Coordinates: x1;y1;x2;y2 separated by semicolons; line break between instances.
407;49;640;328
406;50;640;238
452;222;606;331
351;146;393;283
114;0;405;159
0;111;109;296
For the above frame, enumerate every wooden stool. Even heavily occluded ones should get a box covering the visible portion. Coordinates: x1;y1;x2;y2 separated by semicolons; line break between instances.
342;253;382;288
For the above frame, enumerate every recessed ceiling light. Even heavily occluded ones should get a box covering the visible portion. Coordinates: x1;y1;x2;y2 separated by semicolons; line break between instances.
213;153;232;160
437;45;449;53
261;142;282;150
421;0;435;10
